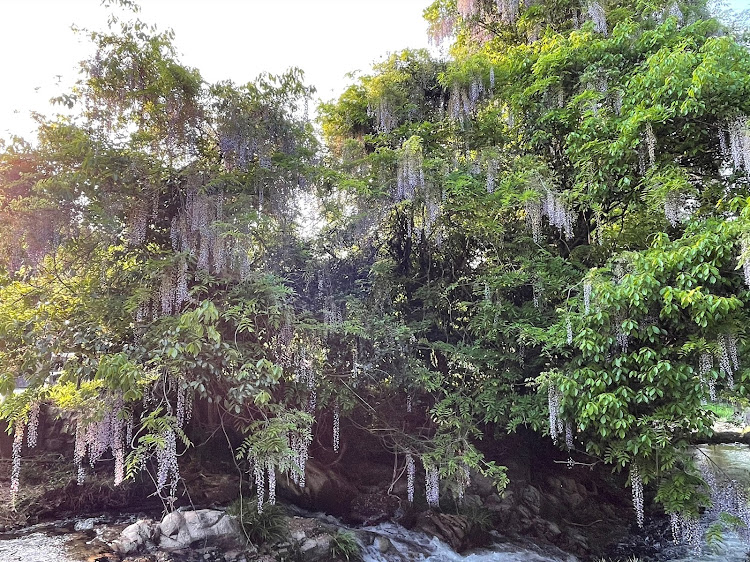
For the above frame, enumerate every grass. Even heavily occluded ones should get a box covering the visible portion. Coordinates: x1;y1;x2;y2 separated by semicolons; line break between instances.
329;530;361;561
227;497;288;546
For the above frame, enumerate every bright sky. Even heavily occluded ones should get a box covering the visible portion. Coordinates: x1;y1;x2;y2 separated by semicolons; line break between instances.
0;0;435;142
0;0;747;143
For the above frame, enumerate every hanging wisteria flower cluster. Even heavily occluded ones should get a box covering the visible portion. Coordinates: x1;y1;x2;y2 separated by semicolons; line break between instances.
423;458;441;508
457;0;480;18
615;315;629;354
566;317;574;345
73;393;130;487
548;384;564;444
719;115;750;173
156;427;180;501
448;78;487;122
643;122;657;168
586;1;608;35
406;452;416;503
396;137;425;201
664;190;690;227
126;204;149;246
10;420;25;508
693;456;750;546
249;421;313;513
741;238;750;289
669;512;701;550
332;401;340;453
525;186;574;243
698;352;716;401
368;97;398;134
717;334;739;390
485;155;498;194
583;280;592;314
630;463;645;528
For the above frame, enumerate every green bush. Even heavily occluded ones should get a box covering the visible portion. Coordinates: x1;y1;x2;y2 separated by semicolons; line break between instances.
329;530;361;561
227;497;288;546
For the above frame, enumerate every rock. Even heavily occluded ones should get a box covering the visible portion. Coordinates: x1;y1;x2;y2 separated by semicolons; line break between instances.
521;485;541;515
299;534;333;561
279;459;358;516
349;493;398;525
111;519;156;554
74;518;97;531
157;509;239;550
414;511;470;551
373;535;391;553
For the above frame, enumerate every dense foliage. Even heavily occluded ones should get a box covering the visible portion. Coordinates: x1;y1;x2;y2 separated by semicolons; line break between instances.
2;0;750;548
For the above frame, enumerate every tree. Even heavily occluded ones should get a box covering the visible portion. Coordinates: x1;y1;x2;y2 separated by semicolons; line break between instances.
320;0;750;542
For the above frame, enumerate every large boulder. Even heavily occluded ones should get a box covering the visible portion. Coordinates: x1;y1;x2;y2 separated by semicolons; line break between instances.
158;509;239;550
414;511;470;551
111;519;157;554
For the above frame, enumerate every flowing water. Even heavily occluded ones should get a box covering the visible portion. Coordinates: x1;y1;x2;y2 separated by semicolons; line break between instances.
359;522;576;561
666;443;750;562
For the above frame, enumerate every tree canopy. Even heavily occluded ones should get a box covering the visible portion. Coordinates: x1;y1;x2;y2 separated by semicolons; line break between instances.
2;0;750;546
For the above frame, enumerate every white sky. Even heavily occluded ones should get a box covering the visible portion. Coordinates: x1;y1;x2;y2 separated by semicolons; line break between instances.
0;0;746;143
0;0;436;141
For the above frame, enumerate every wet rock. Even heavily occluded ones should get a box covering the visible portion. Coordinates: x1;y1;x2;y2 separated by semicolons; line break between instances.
299;534;333;560
112;519;156;555
157;509;239;550
373;535;391;553
414;511;470;551
349;493;398;525
521;485;542;515
279;459;358;516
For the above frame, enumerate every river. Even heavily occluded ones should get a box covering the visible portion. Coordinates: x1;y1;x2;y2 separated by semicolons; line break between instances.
2;444;750;562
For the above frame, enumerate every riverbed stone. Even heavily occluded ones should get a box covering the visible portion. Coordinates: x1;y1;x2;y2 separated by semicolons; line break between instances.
112;519;156;554
157;509;239;550
373;535;391;553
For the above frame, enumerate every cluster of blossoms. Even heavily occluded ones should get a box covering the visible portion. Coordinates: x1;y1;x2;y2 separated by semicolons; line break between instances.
27;402;41;448
126;204;149;246
547;385;565;444
630;463;645;528
583;280;593;314
717;334;739;390
448;78;486;122
664;190;690;227
368;97;398;134
698;353;716;401
250;422;313;513
669;512;702;550
74;393;130;487
455;462;472;501
174;380;193;429
10;421;25;507
566;317;574;345
423;459;441;508
276;315;295;367
615;316;629;354
719;115;750;173
643;122;657;168
332;401;340;453
406;452;416;503
485;155;499;194
525;187;575;243
396;139;425;201
564;421;574;451
739;238;750;289
424;190;442;237
156;427;180;501
586;1;608;35
660;1;684;24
